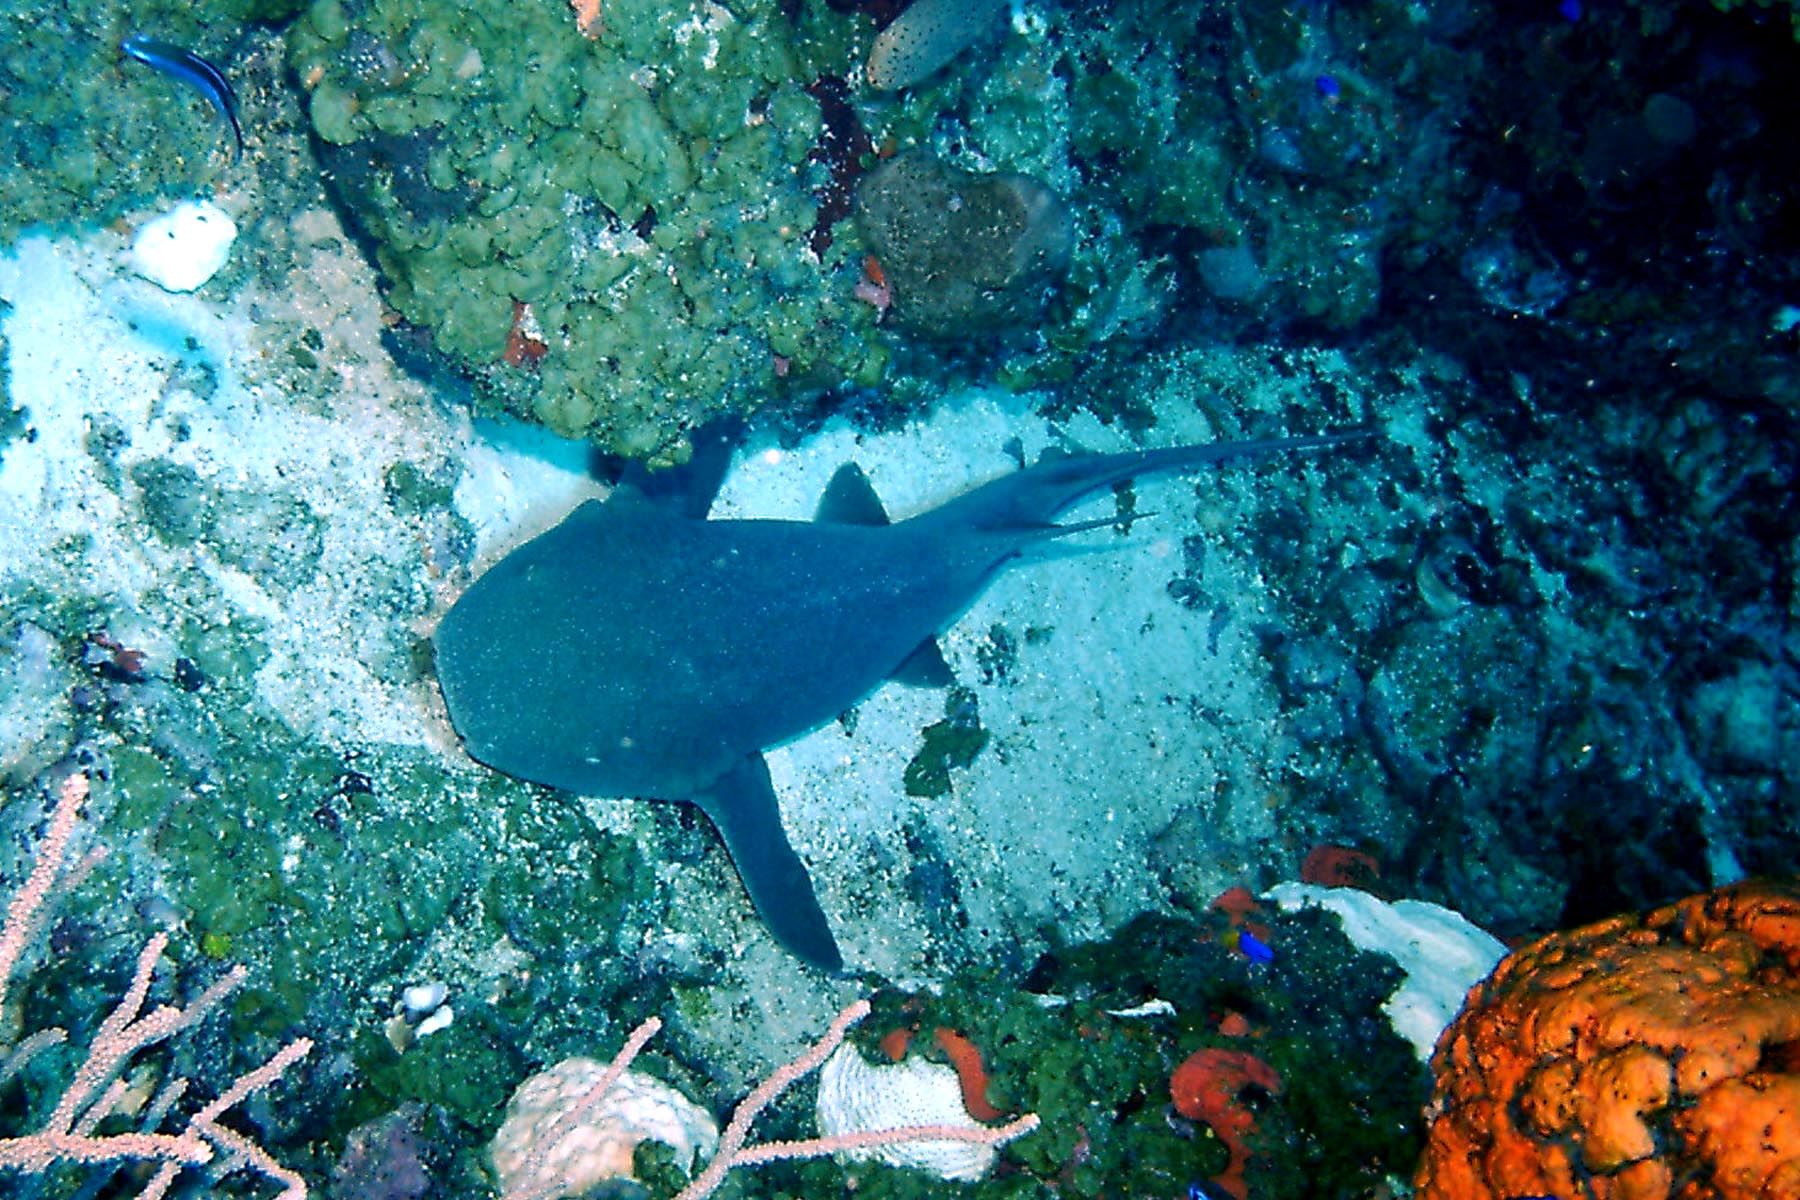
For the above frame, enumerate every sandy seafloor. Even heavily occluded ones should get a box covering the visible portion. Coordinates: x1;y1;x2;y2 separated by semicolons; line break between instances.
0;201;1416;1052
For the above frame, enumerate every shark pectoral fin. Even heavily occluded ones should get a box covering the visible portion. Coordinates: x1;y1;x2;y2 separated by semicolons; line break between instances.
692;754;845;973
887;637;954;687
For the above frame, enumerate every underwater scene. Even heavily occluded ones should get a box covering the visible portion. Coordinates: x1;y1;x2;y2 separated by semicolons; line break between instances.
1;0;1797;1195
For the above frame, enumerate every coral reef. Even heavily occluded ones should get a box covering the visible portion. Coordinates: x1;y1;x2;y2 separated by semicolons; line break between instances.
1;0;1797;1193
775;904;1429;1199
1415;878;1800;1200
286;0;877;464
1042;0;1470;336
486;1000;1037;1200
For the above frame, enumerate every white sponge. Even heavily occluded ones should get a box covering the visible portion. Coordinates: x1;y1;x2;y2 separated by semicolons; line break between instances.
130;200;237;293
1265;882;1508;1060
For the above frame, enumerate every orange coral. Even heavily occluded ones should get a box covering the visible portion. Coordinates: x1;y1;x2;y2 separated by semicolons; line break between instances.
1414;878;1800;1200
878;1026;914;1063
932;1028;1005;1123
1170;1047;1282;1200
853;253;892;320
1209;885;1273;945
876;1025;1005;1122
568;0;602;37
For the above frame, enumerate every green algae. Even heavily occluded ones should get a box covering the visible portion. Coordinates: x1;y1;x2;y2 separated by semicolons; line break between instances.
484;791;650;959
973;623;1018;685
353;1007;525;1124
903;686;990;798
105;732;474;1029
287;0;881;465
131;460;330;590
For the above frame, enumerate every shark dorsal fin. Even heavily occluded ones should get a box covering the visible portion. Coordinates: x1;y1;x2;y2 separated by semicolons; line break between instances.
815;463;891;526
888;637;954;687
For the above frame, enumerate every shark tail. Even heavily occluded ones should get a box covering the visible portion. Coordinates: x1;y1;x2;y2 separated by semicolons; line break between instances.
984;428;1372;533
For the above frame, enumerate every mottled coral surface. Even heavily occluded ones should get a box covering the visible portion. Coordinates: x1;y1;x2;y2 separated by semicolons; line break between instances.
1415;878;1800;1200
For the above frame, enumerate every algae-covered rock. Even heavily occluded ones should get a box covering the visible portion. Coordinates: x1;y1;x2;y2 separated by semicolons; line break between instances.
1049;0;1470;333
288;0;883;464
854;151;1072;340
769;908;1425;1198
0;1;253;242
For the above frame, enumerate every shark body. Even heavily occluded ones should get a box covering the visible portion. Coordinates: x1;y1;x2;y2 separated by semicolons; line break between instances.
433;428;1361;971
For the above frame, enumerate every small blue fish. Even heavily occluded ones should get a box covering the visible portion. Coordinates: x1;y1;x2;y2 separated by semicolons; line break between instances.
121;36;243;162
1236;928;1275;964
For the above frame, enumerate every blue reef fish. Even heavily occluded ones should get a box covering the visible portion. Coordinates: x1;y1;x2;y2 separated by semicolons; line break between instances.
121;36;243;161
1236;928;1275;964
434;424;1366;971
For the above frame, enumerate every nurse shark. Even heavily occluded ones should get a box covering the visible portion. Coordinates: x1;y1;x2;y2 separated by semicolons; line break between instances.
434;424;1363;971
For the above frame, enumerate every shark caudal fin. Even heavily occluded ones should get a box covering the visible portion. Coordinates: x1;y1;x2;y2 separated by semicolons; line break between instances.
946;428;1374;535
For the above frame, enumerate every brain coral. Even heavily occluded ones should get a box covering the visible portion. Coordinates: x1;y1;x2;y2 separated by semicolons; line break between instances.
1413;878;1800;1200
489;1059;719;1199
